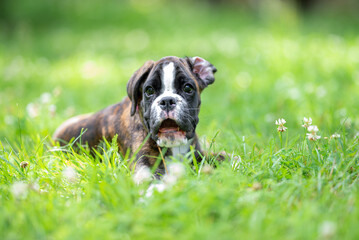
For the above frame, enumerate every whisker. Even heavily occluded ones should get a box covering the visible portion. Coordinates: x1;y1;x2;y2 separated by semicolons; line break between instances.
182;112;196;122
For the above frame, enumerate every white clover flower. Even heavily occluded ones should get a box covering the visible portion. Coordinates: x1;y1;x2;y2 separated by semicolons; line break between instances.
307;125;319;133
48;104;57;117
275;118;287;132
306;125;321;141
140;163;187;199
168;163;185;178
11;181;29;199
133;166;152;185
26;103;39;118
163;174;178;187
4;115;15;125
62;166;78;183
277;125;287;132
40;92;52;104
161;163;186;187
302;117;312;129
145;183;167;198
275;118;286;125
30;182;40;192
307;134;320;141
319;221;337;239
330;133;340;139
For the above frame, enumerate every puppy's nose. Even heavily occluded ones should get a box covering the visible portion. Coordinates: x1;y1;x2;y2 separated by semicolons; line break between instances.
159;97;177;111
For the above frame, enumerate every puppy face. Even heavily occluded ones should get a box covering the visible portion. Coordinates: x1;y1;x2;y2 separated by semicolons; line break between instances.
127;56;217;148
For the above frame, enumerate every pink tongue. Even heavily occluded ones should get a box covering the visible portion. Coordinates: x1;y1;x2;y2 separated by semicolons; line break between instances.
159;127;178;133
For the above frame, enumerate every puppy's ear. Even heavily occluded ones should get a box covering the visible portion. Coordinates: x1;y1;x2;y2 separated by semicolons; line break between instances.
127;60;154;116
188;56;217;90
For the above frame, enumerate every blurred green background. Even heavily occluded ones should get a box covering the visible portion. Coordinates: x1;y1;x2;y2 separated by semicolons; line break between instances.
1;0;359;149
1;1;359;239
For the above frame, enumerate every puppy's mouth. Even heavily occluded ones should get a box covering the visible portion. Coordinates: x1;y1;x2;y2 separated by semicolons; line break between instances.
158;119;186;135
155;119;188;147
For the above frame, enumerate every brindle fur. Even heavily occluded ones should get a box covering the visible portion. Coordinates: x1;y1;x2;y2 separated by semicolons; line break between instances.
53;97;203;176
53;56;219;178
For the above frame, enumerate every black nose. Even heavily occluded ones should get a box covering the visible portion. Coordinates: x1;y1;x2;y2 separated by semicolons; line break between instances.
159;96;177;111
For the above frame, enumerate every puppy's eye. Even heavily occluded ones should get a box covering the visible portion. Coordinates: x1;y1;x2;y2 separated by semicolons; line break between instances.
183;84;194;94
145;87;155;96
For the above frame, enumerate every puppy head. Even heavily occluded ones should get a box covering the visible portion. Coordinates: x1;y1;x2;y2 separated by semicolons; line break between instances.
127;56;217;147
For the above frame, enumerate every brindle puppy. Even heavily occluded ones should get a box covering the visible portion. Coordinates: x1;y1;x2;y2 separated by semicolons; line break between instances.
53;56;224;178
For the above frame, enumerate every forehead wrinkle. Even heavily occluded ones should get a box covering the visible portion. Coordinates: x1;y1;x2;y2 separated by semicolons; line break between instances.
162;62;175;93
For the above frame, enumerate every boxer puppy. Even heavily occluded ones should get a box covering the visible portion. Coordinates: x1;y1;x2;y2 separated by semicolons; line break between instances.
53;56;220;178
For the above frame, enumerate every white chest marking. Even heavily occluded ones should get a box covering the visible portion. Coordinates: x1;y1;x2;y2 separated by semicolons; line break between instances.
162;62;175;93
166;138;194;162
171;145;190;157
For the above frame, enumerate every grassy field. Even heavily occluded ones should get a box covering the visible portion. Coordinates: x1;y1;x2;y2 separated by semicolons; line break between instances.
1;0;359;239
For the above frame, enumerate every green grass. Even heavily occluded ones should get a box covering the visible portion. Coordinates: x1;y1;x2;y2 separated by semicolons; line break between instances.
1;1;359;239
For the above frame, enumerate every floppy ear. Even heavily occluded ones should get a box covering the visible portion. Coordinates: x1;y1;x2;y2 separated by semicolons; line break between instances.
189;56;217;90
127;60;154;116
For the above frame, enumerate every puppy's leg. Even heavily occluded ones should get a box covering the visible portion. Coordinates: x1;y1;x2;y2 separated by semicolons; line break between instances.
134;156;165;181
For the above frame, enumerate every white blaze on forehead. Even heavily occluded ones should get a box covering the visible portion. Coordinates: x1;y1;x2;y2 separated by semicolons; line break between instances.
162;62;175;93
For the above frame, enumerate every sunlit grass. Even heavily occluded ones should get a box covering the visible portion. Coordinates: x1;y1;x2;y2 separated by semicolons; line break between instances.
1;1;359;239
